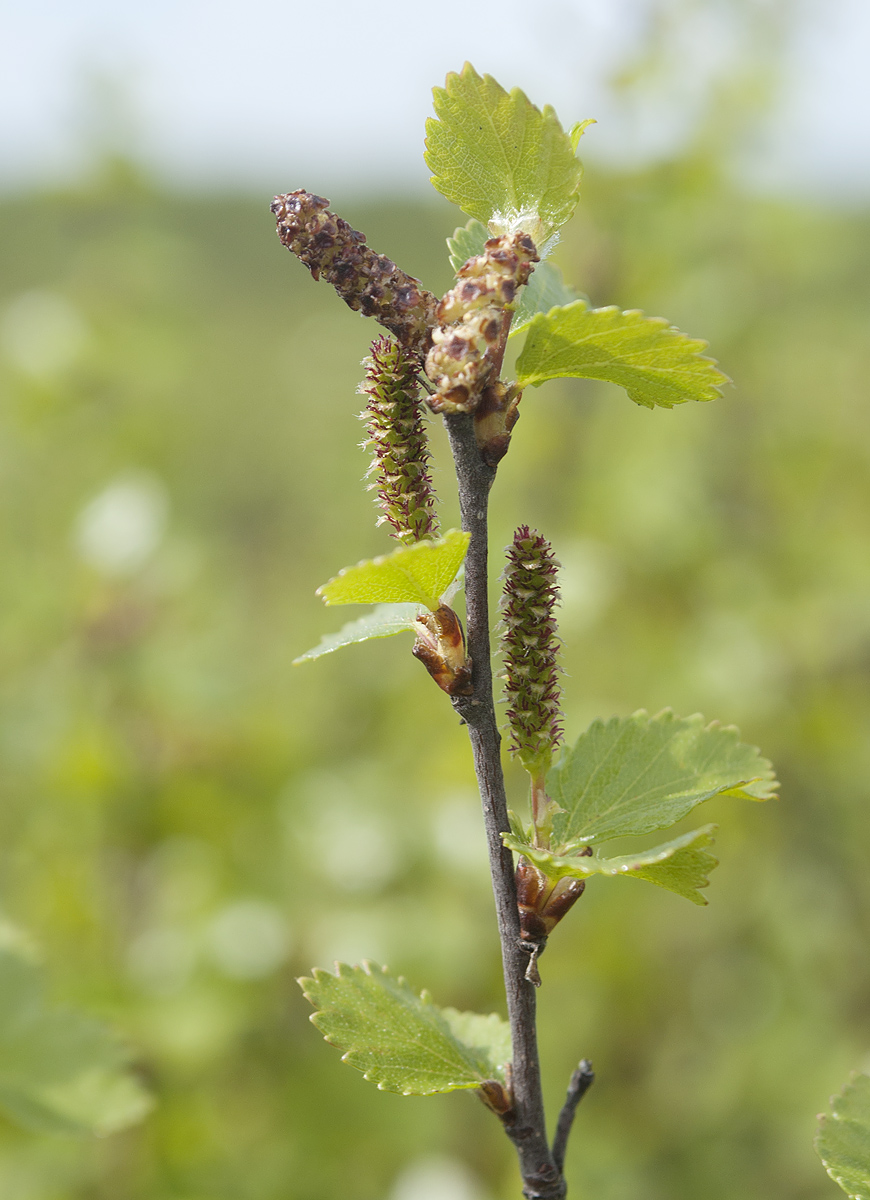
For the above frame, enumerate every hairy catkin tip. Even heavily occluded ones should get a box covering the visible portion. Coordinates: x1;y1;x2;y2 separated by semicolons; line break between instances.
359;336;439;543
500;526;563;766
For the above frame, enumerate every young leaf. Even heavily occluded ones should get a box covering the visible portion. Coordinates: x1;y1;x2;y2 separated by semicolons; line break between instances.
569;119;597;152
447;219;489;274
317;530;470;610
426;63;585;245
548;709;777;846
510;263;583;339
293;603;423;664
299;962;511;1095
504;825;719;906
0;942;152;1135
816;1073;870;1199
515;301;729;408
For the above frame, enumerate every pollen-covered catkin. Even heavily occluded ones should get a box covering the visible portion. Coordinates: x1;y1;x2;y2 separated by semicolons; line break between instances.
359;337;439;544
425;232;539;414
500;527;563;768
272;191;438;356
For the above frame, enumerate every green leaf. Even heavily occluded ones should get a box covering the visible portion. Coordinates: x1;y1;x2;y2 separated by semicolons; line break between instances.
439;1009;512;1079
447;219;489;274
504;825;719;906
515;301;729;408
548;709;778;846
293;603;423;665
569;119;596;153
317;530;470;610
0;940;152;1135
816;1073;870;1199
298;962;511;1095
426;63;585;245
510;263;583;338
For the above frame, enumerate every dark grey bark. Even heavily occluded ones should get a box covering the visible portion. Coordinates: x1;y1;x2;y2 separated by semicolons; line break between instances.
552;1061;595;1175
445;412;567;1200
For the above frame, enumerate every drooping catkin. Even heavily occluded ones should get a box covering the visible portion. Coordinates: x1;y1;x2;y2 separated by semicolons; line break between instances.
499;527;563;770
359;336;439;544
272;191;437;356
425;232;539;414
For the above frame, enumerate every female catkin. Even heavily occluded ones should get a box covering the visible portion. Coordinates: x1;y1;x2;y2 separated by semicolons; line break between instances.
500;526;563;772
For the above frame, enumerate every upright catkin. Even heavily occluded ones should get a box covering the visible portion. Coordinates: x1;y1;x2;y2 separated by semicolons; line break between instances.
500;527;563;771
426;232;539;413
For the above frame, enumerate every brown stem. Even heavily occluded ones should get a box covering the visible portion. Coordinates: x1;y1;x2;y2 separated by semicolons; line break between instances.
445;412;565;1200
487;308;514;380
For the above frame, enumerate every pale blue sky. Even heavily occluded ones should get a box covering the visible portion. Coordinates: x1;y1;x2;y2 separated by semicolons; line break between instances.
1;0;868;197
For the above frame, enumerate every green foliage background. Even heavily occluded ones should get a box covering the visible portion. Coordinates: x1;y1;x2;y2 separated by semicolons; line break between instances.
0;145;868;1199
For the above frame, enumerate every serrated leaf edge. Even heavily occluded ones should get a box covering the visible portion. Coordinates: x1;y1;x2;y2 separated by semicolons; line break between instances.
425;63;583;242
516;300;732;402
553;707;780;809
297;961;505;1097
292;603;424;665
316;530;470;610
815;1073;870;1199
503;824;720;906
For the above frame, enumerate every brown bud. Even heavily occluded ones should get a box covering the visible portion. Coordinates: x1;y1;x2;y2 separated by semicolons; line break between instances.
515;855;588;943
474;381;522;466
478;1078;515;1118
411;604;473;695
516;856;550;943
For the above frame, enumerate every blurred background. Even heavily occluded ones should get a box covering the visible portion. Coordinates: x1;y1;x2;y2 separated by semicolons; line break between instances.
1;0;869;1196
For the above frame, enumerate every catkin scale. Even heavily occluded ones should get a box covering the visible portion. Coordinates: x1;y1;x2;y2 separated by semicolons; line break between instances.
272;191;437;356
426;232;539;414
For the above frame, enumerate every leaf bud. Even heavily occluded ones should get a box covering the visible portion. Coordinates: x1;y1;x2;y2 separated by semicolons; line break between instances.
478;1077;514;1118
412;604;473;696
359;337;439;544
515;857;586;943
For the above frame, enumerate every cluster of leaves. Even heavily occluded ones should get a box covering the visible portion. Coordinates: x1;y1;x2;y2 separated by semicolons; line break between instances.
504;710;777;906
297;63;728;670
429;65;727;407
291;64;779;1107
301;711;777;1094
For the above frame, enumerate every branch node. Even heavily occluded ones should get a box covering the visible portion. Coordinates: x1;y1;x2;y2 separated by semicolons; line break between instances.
517;937;546;988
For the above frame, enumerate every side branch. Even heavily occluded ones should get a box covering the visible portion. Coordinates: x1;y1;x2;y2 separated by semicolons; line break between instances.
552;1060;595;1175
444;412;564;1200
